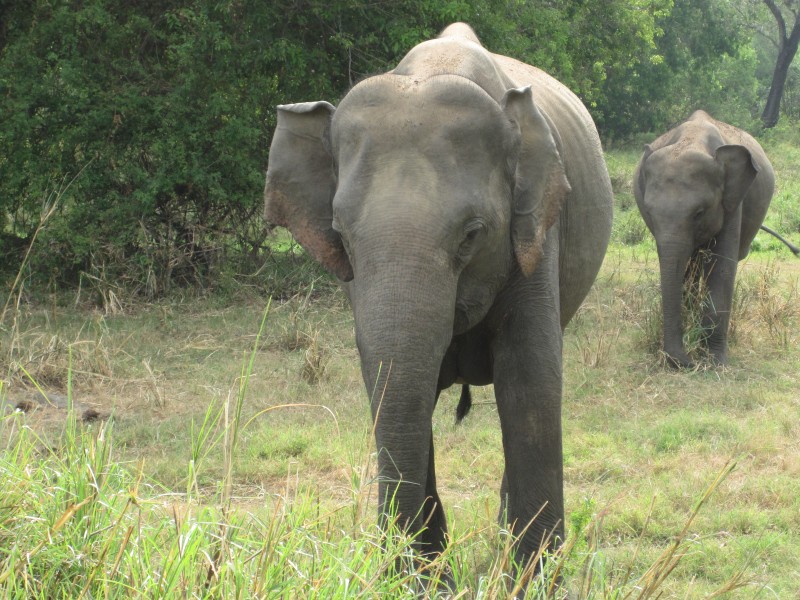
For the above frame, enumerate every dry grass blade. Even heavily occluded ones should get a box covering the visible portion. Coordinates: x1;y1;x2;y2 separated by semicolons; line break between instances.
626;460;738;599
619;494;657;589
1;166;91;326
301;330;327;384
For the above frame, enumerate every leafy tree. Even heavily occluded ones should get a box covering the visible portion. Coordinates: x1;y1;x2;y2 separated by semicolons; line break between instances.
1;2;274;290
0;0;494;292
595;0;757;138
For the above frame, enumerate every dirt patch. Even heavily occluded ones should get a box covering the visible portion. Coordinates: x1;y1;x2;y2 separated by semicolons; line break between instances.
1;387;111;425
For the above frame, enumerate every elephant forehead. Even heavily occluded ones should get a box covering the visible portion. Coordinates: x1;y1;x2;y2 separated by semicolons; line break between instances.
391;37;510;101
646;148;722;188
333;75;510;149
333;140;510;228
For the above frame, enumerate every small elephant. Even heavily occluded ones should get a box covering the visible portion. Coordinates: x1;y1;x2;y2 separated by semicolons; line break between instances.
634;110;775;367
264;23;613;571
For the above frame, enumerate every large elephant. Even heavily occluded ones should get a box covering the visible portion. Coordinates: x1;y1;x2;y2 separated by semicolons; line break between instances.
264;23;612;570
634;110;775;367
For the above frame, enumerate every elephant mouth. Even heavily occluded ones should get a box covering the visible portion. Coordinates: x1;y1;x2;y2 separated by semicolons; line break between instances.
453;302;474;335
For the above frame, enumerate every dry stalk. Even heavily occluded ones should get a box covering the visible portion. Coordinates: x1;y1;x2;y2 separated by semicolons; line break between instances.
142;358;165;408
301;330;327;384
624;459;738;599
1;161;93;326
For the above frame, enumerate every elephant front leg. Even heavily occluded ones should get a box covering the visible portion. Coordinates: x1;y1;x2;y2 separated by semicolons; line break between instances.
420;435;448;557
494;366;564;569
701;218;742;365
491;271;565;570
700;252;738;365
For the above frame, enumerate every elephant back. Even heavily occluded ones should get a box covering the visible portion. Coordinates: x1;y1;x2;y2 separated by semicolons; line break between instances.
391;35;513;103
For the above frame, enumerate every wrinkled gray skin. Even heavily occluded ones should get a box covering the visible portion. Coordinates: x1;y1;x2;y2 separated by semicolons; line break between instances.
264;23;612;570
634;110;775;368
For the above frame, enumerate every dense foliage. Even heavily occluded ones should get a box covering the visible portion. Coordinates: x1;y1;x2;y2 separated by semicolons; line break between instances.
0;0;796;294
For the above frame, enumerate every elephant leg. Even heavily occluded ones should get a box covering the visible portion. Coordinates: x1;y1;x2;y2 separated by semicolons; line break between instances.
498;470;509;521
701;215;742;364
701;255;738;364
494;315;564;566
491;247;564;568
418;433;448;556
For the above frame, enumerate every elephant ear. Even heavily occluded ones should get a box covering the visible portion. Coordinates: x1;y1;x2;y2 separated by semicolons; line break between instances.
715;144;759;213
501;86;570;277
264;101;353;281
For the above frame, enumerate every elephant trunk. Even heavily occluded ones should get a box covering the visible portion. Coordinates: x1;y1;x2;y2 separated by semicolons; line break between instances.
349;245;457;550
656;239;693;367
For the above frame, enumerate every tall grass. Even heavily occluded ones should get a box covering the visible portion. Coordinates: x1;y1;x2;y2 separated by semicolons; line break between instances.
0;407;753;598
0;312;757;599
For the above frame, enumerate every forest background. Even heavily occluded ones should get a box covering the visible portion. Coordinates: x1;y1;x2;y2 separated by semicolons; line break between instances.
1;0;798;298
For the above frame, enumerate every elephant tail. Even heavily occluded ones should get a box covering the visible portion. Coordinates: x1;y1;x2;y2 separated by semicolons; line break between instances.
455;384;472;423
760;225;800;256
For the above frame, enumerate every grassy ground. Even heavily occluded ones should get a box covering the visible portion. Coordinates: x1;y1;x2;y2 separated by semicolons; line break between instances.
1;135;799;597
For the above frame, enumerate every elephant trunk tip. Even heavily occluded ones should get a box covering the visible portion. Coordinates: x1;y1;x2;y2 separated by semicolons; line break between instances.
455;384;472;424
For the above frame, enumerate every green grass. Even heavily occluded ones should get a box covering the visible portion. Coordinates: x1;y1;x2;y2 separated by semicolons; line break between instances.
0;355;761;599
1;131;799;597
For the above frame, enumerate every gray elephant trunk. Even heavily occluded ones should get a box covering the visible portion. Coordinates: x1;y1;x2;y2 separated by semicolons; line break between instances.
656;239;693;367
349;252;457;539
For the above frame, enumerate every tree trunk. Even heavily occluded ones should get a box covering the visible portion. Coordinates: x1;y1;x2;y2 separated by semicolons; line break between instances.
762;44;799;127
761;0;800;128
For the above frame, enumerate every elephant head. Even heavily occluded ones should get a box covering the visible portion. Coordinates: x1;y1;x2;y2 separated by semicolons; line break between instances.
635;138;759;366
265;73;568;546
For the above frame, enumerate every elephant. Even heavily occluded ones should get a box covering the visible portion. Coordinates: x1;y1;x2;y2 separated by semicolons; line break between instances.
264;23;613;573
634;110;775;367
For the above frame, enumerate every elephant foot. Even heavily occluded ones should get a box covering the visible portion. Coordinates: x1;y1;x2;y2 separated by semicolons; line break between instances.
429;564;456;596
395;554;455;597
709;352;728;367
664;350;695;370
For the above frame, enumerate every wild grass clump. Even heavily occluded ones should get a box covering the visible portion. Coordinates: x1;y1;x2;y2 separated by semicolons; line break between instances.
731;260;799;350
0;401;753;598
2;326;115;391
0;300;761;598
569;299;621;369
0;409;446;598
677;254;715;363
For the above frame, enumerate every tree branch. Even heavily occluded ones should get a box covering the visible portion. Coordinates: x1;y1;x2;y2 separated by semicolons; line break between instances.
764;0;788;41
790;9;800;48
738;1;779;49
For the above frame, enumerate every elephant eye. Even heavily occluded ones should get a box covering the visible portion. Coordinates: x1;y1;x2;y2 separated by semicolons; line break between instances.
464;228;480;243
462;220;486;244
694;208;706;219
455;219;486;268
